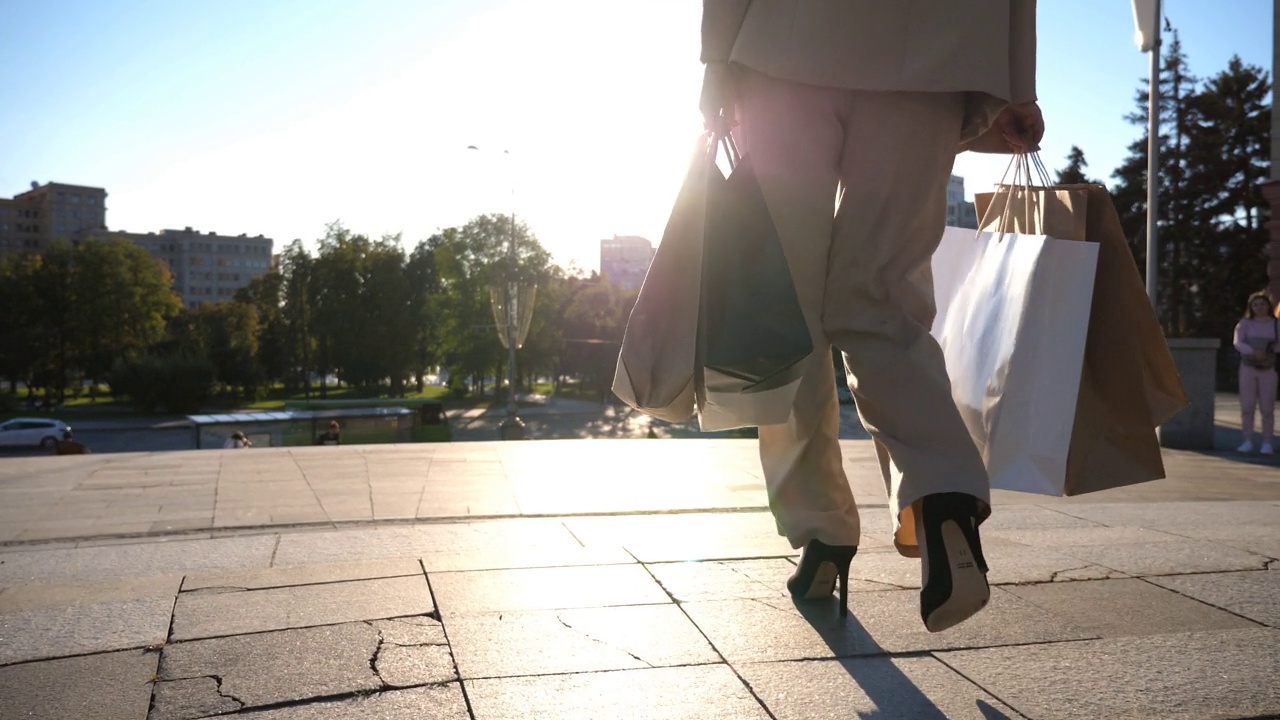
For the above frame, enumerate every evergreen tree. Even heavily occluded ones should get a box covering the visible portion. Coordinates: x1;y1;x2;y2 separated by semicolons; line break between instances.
1055;145;1093;185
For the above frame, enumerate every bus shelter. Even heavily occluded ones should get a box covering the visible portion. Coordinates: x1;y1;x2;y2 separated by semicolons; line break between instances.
187;407;415;449
284;398;450;442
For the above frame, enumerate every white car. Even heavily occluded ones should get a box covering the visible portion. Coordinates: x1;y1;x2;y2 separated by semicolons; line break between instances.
0;418;71;448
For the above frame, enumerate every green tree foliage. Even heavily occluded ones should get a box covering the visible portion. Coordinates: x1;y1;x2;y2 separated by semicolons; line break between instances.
0;236;180;400
1054;146;1095;185
1105;30;1264;338
1109;26;1271;388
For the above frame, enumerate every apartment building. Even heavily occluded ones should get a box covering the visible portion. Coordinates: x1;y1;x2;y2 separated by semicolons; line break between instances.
113;227;274;307
0;181;108;255
600;235;654;290
2;181;273;306
946;174;979;229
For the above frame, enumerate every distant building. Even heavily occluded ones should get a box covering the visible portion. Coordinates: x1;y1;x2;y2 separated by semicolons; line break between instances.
946;174;978;229
0;181;108;255
600;235;654;290
2;181;273;306
108;227;274;307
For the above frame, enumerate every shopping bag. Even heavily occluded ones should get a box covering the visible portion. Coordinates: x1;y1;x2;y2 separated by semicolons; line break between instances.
931;226;1099;495
611;135;713;423
696;135;813;431
975;180;1189;495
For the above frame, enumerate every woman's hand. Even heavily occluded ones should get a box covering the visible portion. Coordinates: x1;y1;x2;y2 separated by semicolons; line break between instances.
960;101;1045;154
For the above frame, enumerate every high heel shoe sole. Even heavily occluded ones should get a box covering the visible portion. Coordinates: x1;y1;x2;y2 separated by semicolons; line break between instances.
923;519;990;632
799;561;839;600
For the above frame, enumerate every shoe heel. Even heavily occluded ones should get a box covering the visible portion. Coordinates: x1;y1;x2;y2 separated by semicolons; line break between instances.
837;561;849;618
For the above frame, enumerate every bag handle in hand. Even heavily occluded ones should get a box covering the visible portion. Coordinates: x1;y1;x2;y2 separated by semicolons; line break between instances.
978;152;1054;238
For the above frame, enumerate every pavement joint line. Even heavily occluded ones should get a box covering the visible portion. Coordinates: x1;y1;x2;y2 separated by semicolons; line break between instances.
422;560;476;719
0;505;803;549
928;650;1028;719
1134;574;1277;629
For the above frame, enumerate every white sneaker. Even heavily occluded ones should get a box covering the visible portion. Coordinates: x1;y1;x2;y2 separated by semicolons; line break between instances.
1262;443;1274;455
1237;440;1255;453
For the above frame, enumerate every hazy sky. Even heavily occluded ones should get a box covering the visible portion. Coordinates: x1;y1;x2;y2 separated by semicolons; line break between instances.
0;1;1271;272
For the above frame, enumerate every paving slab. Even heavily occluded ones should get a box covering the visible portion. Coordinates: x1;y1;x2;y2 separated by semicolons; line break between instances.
446;604;720;679
429;564;670;614
681;588;1095;664
647;558;800;601
0;594;174;665
936;628;1280;720
564;512;796;562
269;519;579;566
225;684;469;719
1054;500;1280;533
418;543;634;572
1151;569;1280;627
738;656;1027;720
0;534;277;584
465;664;772;719
1055;538;1271;576
985;525;1185;547
1003;578;1260;637
171;575;433;640
980;538;1129;584
156;623;387;715
182;558;423;591
0;649;158;720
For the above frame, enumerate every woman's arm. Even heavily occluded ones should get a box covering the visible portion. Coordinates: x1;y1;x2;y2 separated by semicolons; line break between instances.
701;0;751;63
1234;321;1254;355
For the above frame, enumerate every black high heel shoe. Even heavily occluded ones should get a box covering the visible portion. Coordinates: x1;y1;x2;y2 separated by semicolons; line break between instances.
787;539;857;617
918;492;990;633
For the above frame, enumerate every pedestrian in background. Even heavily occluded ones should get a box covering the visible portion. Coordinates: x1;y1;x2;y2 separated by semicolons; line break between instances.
223;431;252;449
54;428;90;455
315;420;341;446
1235;291;1279;454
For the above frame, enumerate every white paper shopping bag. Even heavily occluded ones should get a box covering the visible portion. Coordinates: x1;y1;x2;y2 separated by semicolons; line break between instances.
931;226;1099;495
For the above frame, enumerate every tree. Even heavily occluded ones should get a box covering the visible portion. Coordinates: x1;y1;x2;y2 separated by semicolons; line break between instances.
428;214;552;396
278;240;316;393
1110;27;1201;335
1055;146;1094;185
73;236;181;388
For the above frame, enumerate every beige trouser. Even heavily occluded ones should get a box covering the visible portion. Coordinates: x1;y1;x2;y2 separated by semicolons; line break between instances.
734;68;991;554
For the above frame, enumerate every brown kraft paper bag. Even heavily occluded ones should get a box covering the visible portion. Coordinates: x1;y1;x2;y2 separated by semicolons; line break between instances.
976;183;1189;495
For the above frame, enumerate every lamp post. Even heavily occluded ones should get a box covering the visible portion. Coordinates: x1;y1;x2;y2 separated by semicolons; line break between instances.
1132;0;1162;309
467;146;535;440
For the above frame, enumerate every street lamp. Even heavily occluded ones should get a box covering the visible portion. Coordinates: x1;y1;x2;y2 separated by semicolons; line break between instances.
1132;0;1162;309
467;146;537;440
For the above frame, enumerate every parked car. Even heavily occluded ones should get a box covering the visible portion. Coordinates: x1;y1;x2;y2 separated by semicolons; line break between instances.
0;418;71;448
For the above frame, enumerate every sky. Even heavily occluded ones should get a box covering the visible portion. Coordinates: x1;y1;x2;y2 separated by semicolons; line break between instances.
0;1;1271;273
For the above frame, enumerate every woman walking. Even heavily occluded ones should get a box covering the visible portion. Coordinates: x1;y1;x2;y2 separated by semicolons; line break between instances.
1234;292;1279;454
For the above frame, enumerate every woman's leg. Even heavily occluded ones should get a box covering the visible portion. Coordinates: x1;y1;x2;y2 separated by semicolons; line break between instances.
1240;365;1259;442
734;67;860;549
823;89;988;553
1260;368;1277;444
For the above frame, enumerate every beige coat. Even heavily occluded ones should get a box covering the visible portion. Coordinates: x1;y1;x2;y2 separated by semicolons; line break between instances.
702;0;1037;141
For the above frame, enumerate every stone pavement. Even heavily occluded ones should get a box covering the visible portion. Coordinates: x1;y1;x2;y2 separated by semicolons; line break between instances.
1;439;1279;719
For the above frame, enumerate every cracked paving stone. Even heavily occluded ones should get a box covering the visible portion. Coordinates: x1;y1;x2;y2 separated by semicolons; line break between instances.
375;644;456;686
157;623;381;713
446;604;719;679
150;676;243;720
370;615;446;645
222;684;469;719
